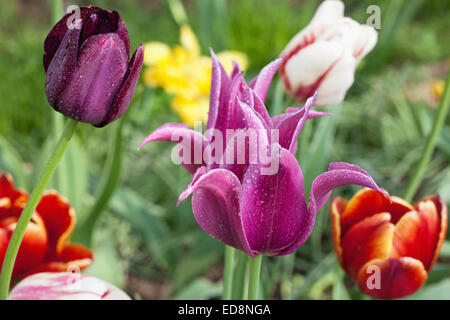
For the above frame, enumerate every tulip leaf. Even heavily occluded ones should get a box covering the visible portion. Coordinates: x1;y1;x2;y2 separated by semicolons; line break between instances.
173;279;222;300
110;187;169;270
427;262;450;284
406;279;450;300
332;267;350;300
291;253;337;299
74;118;125;245
172;232;223;294
0;135;27;187
83;227;125;289
439;241;450;257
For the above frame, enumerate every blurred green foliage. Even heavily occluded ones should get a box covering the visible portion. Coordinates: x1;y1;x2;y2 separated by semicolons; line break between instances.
0;0;449;300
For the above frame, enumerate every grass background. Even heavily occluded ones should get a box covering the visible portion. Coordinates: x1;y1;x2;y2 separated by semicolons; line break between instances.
0;0;449;299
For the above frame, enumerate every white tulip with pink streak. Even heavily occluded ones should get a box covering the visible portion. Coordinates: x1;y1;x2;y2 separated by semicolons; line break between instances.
9;272;131;300
280;0;378;105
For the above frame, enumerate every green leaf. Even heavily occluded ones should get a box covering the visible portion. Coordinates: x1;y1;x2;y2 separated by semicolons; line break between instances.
0;135;27;187
172;233;223;293
332;267;350;300
291;253;337;299
407;279;450;300
74;119;125;245
173;279;222;300
110;187;169;270
440;241;450;257
83;228;125;289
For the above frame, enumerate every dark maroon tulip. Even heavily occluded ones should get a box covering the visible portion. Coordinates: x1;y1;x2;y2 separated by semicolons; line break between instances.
44;6;144;127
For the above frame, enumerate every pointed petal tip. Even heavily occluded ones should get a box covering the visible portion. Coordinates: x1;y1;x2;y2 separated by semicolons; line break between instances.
209;47;219;60
327;162;391;203
307;90;319;106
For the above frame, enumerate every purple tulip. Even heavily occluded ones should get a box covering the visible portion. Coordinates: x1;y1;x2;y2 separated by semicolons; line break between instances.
140;51;388;257
44;6;144;127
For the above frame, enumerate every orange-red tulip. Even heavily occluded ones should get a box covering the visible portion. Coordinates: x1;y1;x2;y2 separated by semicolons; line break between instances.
0;173;93;280
330;188;448;299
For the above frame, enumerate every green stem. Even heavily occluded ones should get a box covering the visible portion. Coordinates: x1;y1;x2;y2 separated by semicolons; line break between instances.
75;118;125;246
222;246;235;300
231;251;249;299
247;255;262;300
0;119;78;300
403;70;450;202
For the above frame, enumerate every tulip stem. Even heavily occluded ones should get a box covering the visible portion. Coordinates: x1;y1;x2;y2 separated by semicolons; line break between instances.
403;70;450;202
222;246;235;300
0;119;78;300
231;251;249;299
247;255;262;300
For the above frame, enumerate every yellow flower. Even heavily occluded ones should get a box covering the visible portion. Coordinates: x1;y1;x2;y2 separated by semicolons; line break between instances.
143;24;248;127
171;95;209;128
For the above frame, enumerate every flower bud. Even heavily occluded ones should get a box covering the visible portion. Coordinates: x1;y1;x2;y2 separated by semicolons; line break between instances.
44;6;144;127
280;0;377;105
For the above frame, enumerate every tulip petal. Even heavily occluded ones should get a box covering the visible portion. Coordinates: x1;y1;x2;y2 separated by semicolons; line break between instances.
340;188;413;234
357;257;427;300
280;0;344;60
353;24;377;62
9;272;131;300
0;228;8;269
281;41;344;103
419;195;448;270
241;147;307;255
207;49;231;130
275;92;318;153
35;191;76;261
311;0;345;25
0;173;27;205
249;58;282;102
251;90;273;129
115;11;130;56
104;44;145;126
33;244;93;274
215;71;245;133
220;100;270;180
44;6;128;71
330;196;347;266
280;162;388;256
57;33;129;126
139;123;207;174
177;169;254;256
1;214;48;277
314;48;355;105
392;200;441;270
45;25;81;109
341;212;394;279
311;162;389;212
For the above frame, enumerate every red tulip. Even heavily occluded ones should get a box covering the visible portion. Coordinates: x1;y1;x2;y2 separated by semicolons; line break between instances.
0;173;93;280
330;188;448;299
